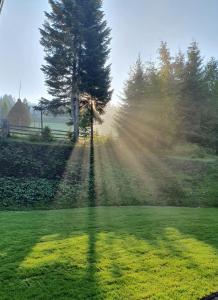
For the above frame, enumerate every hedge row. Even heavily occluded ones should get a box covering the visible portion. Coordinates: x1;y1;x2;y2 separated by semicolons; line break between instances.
0;177;58;209
0;141;73;179
0;177;87;210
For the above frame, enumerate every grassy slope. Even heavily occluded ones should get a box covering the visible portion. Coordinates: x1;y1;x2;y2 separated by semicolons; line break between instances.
1;207;218;300
0;138;217;209
93;140;218;208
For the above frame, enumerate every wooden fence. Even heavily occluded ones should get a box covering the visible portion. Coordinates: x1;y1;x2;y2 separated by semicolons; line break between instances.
0;121;90;140
0;123;69;140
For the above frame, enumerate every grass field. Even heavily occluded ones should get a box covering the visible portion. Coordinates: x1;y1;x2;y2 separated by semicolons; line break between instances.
1;207;218;300
32;121;70;131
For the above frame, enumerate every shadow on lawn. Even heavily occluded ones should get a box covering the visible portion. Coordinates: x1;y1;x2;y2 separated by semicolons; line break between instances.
1;207;218;299
0;140;103;299
84;136;103;298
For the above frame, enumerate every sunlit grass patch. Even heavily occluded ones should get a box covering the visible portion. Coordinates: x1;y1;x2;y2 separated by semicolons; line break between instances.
20;235;88;270
0;207;218;299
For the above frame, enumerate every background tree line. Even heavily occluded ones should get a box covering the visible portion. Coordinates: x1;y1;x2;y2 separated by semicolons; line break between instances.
0;95;15;119
118;41;218;153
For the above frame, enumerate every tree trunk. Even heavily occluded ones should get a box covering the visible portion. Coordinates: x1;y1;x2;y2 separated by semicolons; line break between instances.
40;110;44;132
90;101;94;148
88;101;95;206
74;93;80;140
71;93;80;142
71;94;75;140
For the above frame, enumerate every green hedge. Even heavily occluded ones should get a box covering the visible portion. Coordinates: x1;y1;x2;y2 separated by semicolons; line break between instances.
0;177;57;209
0;141;72;179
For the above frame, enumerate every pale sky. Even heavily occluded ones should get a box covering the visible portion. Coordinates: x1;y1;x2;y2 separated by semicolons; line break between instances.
0;0;218;103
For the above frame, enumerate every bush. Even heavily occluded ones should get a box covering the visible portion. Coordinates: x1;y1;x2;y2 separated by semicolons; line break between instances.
0;141;72;179
41;126;53;142
67;130;73;142
28;133;41;142
0;177;57;209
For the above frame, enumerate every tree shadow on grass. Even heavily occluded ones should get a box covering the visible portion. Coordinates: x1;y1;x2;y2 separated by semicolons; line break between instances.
0;138;102;299
85;137;105;298
1;207;218;299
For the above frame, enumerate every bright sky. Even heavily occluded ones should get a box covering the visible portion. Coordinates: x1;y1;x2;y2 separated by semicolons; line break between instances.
0;0;218;103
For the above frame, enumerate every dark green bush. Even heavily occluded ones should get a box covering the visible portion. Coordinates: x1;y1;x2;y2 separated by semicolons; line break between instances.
41;126;53;142
0;177;57;209
0;141;73;179
28;133;41;142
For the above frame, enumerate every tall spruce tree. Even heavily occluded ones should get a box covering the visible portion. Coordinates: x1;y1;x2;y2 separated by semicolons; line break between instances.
80;0;111;107
203;58;218;151
40;0;111;141
117;57;147;143
158;42;178;146
182;41;206;142
79;0;112;141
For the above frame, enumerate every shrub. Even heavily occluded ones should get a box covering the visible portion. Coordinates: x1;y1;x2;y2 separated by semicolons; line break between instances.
41;126;53;142
0;177;57;209
0;141;72;179
28;133;41;142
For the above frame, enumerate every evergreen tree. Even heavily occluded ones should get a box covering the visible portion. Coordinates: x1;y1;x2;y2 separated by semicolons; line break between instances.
182;41;206;142
124;56;146;108
158;41;173;89
173;50;185;88
117;57;147;144
40;0;83;140
80;0;111;108
158;42;178;146
173;50;186;140
40;0;111;141
203;58;218;151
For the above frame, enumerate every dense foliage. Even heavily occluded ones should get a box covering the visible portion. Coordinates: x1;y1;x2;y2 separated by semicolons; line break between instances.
0;141;72;179
40;0;111;139
118;42;218;153
0;140;83;209
0;177;56;209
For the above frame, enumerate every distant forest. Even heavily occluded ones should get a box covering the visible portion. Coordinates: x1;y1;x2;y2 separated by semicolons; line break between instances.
118;41;218;153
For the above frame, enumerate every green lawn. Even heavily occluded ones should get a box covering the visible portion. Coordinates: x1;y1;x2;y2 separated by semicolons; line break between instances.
32;121;70;131
1;207;218;300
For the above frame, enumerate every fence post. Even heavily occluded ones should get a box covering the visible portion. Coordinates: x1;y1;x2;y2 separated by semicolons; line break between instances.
1;119;10;140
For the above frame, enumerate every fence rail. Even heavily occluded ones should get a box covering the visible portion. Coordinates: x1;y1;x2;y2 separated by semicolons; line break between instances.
0;124;69;140
0;123;89;140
